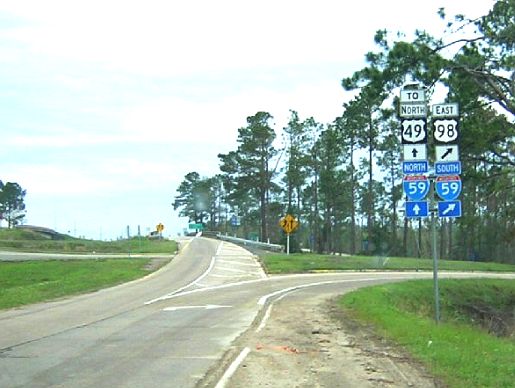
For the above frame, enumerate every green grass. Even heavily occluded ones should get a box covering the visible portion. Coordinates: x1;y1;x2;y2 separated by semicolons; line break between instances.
0;228;177;254
0;259;154;310
339;279;515;387
261;252;515;274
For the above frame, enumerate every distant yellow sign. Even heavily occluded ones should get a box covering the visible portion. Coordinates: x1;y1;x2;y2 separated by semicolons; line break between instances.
156;223;164;233
279;214;299;234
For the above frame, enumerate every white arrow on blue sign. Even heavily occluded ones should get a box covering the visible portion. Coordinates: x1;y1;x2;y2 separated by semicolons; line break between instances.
403;175;430;201
435;176;462;201
437;201;462;218
405;201;429;218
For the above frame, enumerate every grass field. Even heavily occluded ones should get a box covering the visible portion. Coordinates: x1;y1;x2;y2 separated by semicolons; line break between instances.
260;252;515;273
0;228;177;254
0;259;155;310
0;228;176;310
339;279;515;387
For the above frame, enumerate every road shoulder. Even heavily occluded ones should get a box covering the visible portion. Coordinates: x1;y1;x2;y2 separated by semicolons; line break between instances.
223;292;441;387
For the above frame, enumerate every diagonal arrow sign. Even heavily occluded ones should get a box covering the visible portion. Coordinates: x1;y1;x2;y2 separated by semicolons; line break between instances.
441;147;454;159
442;203;456;215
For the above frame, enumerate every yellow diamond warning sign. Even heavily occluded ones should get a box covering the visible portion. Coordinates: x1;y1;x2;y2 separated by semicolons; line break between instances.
279;214;299;234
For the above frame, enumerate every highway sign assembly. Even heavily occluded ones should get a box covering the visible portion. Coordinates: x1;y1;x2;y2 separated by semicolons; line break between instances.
405;201;429;218
403;175;430;201
398;87;463;324
437;200;462;218
188;223;204;230
435;176;462;201
230;215;240;227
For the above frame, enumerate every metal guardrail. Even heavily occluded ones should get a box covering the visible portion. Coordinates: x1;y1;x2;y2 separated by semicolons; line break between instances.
201;231;283;253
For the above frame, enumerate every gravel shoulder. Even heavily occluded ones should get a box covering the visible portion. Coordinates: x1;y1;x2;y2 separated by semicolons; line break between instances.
222;289;442;387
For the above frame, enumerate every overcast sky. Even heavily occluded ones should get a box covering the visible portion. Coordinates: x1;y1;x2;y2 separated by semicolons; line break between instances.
0;0;493;239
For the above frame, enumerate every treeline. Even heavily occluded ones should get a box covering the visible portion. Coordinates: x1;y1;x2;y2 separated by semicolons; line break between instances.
173;1;514;263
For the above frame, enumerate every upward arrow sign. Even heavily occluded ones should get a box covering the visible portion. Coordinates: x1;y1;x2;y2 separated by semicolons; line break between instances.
412;148;418;158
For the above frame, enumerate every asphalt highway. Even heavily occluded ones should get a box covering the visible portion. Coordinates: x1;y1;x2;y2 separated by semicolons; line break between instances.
1;237;513;387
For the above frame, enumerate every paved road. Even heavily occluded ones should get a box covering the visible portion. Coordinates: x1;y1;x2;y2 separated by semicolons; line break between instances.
1;237;512;387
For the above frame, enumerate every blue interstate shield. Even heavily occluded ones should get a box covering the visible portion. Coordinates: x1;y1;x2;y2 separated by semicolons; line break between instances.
403;175;430;201
435;175;462;201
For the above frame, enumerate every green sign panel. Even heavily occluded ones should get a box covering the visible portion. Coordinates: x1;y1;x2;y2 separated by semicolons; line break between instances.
188;223;204;230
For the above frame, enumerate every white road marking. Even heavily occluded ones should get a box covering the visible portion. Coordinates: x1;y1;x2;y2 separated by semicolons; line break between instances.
214;267;249;274
256;305;273;333
215;241;224;256
215;347;251;388
209;274;239;278
217;259;261;267
257;278;379;305
162;305;231;312
147;272;432;306
144;254;217;305
255;289;299;333
152;278;268;302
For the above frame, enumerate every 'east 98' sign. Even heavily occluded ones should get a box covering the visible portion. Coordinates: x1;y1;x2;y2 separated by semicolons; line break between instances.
433;119;459;143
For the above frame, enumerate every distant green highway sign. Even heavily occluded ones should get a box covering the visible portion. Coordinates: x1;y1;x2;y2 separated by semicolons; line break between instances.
189;223;204;230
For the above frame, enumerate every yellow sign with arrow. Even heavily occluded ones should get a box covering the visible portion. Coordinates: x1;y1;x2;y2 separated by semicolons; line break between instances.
279;214;299;234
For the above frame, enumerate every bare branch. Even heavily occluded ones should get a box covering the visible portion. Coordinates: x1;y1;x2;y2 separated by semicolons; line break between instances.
432;36;485;53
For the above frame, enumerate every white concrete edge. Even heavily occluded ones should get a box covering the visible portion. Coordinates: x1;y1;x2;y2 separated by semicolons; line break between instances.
214;347;251;388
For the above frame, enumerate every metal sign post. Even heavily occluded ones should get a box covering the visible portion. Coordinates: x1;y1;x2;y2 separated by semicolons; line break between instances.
431;199;440;323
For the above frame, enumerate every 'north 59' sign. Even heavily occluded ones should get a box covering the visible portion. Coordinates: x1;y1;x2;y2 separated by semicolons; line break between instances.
403;175;430;201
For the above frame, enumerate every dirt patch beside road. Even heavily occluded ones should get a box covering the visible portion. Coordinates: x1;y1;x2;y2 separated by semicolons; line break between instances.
223;292;442;387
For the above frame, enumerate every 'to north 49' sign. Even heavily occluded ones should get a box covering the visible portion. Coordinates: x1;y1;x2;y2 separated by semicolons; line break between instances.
401;119;427;144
